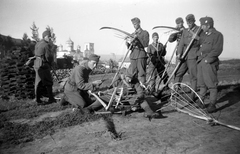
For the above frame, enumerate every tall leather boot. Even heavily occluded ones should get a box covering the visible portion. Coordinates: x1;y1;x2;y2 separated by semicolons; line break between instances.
140;100;159;120
46;86;56;104
207;88;218;113
36;86;43;105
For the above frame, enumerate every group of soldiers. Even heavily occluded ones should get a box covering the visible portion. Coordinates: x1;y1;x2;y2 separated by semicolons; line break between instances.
33;13;223;120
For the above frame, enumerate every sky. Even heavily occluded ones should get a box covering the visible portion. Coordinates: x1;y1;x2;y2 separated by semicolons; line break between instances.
1;0;240;59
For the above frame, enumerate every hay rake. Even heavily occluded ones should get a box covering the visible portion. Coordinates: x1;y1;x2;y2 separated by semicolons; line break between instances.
169;82;240;131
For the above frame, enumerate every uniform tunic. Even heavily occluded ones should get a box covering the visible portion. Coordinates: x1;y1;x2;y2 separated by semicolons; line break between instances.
129;28;149;84
175;25;201;91
197;28;223;89
168;27;186;83
147;42;167;90
64;61;95;108
34;39;54;96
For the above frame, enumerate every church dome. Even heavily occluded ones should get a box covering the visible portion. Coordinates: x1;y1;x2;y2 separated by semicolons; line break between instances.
66;38;73;44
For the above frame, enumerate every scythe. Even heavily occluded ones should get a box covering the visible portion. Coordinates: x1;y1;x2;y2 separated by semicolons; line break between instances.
99;27;135;88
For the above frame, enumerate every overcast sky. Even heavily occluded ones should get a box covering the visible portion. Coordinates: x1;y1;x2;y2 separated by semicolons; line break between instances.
1;0;240;59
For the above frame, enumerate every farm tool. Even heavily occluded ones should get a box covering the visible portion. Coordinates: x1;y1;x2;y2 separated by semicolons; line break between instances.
88;86;140;116
153;26;202;98
168;82;240;131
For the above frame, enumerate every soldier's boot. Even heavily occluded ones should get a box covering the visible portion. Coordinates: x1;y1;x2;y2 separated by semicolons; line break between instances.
36;86;43;105
46;86;56;104
194;87;207;108
207;88;218;113
140;101;159;120
59;94;68;106
84;100;102;114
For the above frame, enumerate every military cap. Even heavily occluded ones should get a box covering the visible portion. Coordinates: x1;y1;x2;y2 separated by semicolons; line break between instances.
152;32;159;38
186;14;195;22
175;17;184;24
42;30;51;39
89;54;100;62
131;17;141;24
200;17;214;27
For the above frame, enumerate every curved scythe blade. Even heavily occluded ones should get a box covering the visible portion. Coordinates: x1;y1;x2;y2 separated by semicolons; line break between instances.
100;27;134;39
152;26;180;31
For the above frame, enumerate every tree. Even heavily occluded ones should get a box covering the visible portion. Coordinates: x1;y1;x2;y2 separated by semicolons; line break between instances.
109;58;118;72
30;22;40;42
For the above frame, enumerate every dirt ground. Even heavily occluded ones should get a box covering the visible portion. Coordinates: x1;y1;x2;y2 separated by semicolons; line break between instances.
1;65;240;154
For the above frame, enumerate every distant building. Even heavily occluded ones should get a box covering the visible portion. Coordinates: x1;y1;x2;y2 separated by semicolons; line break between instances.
84;42;94;58
66;38;74;51
57;44;69;58
57;38;83;59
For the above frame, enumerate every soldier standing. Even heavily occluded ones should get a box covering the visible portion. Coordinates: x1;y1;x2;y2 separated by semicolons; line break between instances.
197;17;223;113
147;32;167;93
174;14;202;100
168;17;186;90
34;30;56;105
168;17;186;43
126;17;149;87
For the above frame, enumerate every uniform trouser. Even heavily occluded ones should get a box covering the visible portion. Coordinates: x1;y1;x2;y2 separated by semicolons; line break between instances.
130;77;145;105
130;57;147;85
174;59;197;91
35;67;54;101
147;63;166;91
64;90;93;108
197;60;219;104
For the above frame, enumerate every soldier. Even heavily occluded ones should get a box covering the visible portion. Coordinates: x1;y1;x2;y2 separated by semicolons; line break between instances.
168;17;186;43
126;17;149;87
122;65;162;119
61;54;103;112
34;30;56;105
168;17;186;90
197;17;223;113
146;32;167;93
174;14;202;100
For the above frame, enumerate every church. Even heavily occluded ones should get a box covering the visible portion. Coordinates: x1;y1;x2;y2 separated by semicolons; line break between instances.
57;38;94;62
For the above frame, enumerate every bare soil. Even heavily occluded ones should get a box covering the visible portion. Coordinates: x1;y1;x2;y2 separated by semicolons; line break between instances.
1;64;240;154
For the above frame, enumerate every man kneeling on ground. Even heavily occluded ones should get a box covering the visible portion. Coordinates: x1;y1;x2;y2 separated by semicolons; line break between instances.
59;54;104;113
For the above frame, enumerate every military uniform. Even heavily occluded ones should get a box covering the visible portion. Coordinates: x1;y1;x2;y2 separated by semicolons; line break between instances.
168;18;186;86
34;34;55;104
176;24;200;91
147;41;167;92
128;23;149;85
64;61;97;108
174;14;202;96
124;65;160;118
197;17;223;112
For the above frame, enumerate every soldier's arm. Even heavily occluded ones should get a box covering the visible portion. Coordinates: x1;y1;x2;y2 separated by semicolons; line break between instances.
75;67;94;91
44;44;54;64
205;32;224;63
160;43;167;56
176;31;185;57
147;45;152;55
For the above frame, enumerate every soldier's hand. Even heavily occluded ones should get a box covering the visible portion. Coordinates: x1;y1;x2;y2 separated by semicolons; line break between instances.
92;80;103;86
